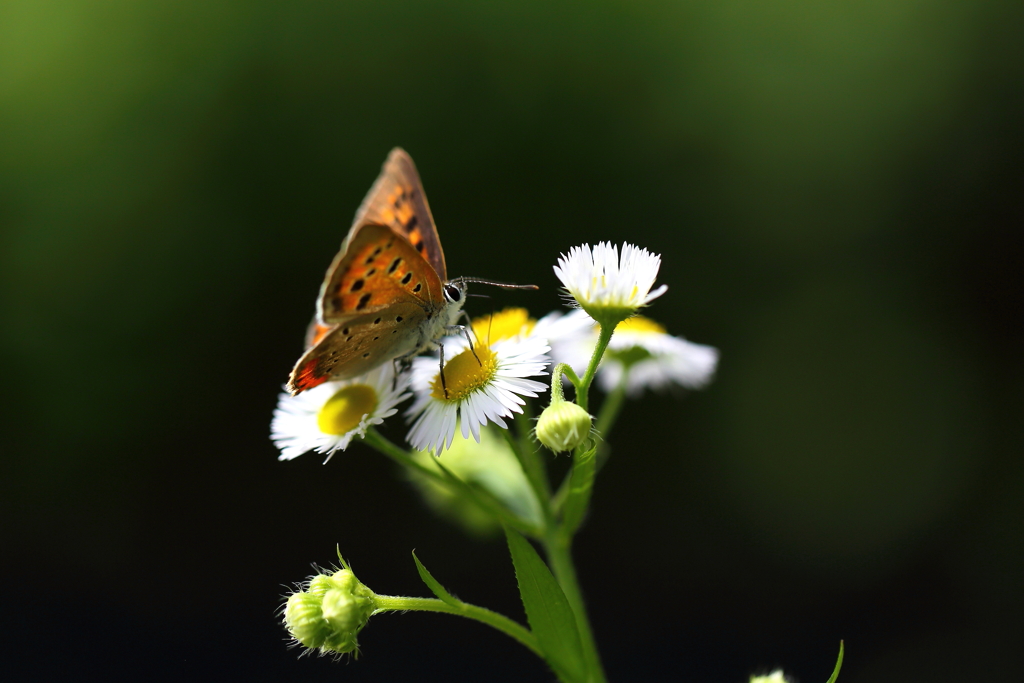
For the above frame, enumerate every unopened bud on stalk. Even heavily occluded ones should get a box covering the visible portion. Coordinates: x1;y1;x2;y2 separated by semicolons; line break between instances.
283;566;376;656
536;400;593;453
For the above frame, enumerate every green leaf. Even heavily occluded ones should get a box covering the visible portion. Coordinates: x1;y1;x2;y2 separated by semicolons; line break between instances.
504;527;586;683
412;552;460;608
825;641;844;683
561;442;597;535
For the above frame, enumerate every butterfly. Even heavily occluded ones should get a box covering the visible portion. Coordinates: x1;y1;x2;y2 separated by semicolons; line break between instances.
287;148;530;396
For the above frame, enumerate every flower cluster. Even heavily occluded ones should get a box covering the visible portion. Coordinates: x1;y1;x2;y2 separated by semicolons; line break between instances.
267;239;774;682
283;564;377;656
271;242;718;461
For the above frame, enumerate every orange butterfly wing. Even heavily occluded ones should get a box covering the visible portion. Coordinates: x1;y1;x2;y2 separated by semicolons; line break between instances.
287;303;428;394
287;225;445;394
349;147;447;280
287;149;454;395
317;223;444;322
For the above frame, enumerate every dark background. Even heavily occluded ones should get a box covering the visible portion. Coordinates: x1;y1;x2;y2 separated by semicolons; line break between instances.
2;2;1022;681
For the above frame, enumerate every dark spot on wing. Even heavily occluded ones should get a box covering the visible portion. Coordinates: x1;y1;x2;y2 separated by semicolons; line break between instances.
413;283;422;293
373;317;381;325
388;257;402;274
362;352;370;358
401;273;412;285
351;279;365;292
395;316;403;323
367;268;376;276
342;327;350;335
356;293;371;310
406;215;418;230
414;240;425;253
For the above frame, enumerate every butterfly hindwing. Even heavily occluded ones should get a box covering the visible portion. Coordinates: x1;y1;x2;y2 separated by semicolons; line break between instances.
318;223;444;323
350;147;447;281
288;302;429;393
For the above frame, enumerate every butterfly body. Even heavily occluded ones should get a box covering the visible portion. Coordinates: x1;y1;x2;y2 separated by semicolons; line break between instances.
287;149;466;395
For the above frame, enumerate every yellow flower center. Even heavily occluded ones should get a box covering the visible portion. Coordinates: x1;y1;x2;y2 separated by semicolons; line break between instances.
615;315;665;334
317;384;378;435
471;308;534;344
431;345;499;401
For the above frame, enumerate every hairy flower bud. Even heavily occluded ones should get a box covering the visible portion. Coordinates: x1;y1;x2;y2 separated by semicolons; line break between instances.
284;591;330;650
283;567;376;656
536;400;593;453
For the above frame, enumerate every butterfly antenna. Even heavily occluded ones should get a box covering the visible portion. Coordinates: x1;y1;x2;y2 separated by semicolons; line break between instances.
452;277;539;290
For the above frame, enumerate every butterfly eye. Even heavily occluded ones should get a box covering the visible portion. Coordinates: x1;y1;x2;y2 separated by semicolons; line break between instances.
443;283;463;303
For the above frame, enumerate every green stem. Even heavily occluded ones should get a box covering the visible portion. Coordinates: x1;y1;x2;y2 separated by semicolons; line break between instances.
505;423;553;518
372;595;542;658
550;363;579;402
542;531;607;683
547;358;610;680
551;469;573;514
577;324;615;412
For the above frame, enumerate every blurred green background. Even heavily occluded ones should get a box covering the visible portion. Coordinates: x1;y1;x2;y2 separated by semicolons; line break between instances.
2;1;1021;681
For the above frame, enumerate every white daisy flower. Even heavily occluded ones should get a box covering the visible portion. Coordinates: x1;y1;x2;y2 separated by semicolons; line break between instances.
553;242;668;325
271;364;410;462
406;327;550;454
598;316;719;396
545;313;718;396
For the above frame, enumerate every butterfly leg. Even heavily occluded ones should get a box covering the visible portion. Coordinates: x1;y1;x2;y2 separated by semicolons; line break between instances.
454;311;479;348
391;356;414;391
426;323;478;399
446;324;481;366
437;341;449;399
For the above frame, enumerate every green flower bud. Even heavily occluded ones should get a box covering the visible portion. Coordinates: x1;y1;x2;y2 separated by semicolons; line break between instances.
750;671;790;683
284;591;329;650
283;567;377;656
307;573;336;598
535;400;593;453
